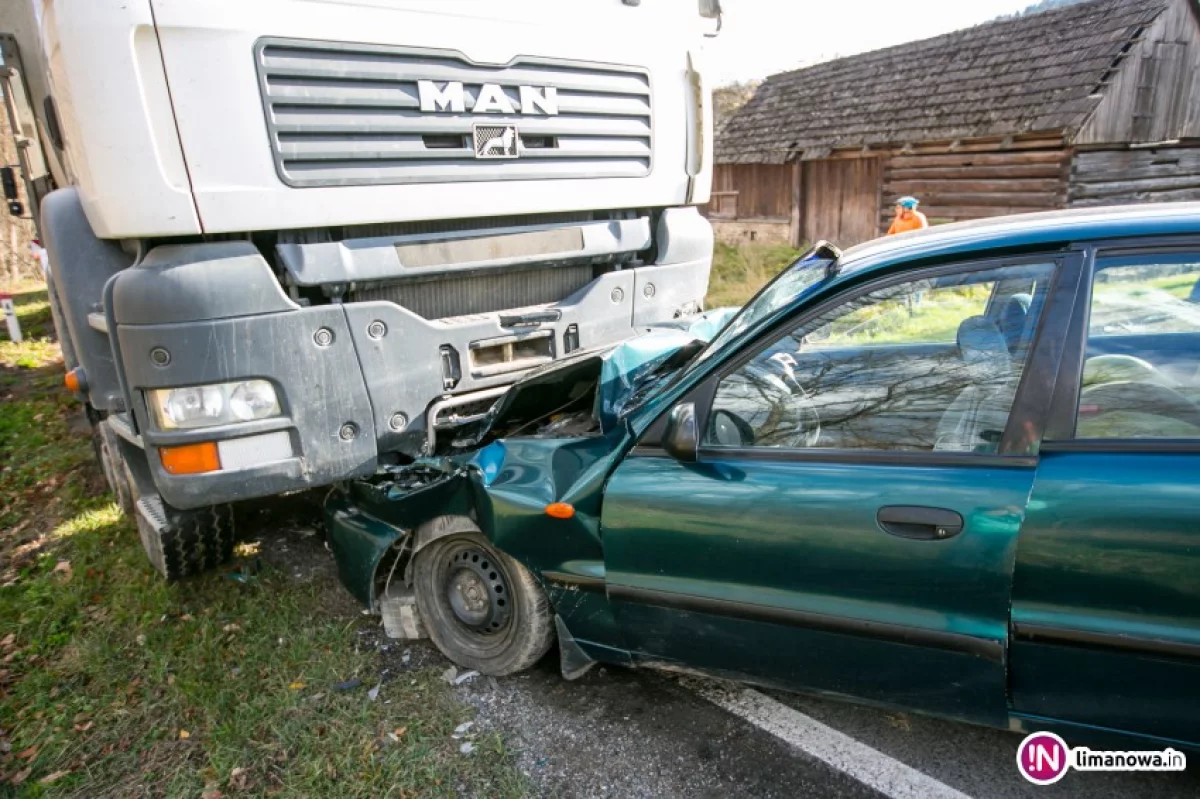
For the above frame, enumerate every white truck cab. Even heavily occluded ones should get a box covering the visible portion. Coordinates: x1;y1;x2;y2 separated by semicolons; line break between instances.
1;0;716;579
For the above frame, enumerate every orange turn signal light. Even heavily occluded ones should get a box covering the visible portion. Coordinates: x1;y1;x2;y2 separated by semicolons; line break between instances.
544;502;575;519
160;442;221;475
63;368;82;393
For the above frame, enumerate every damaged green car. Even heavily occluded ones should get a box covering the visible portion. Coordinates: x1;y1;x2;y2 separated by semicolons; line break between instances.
326;205;1200;748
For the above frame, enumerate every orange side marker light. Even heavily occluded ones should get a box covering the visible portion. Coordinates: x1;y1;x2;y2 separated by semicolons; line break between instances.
544;502;575;519
64;368;82;393
160;442;221;475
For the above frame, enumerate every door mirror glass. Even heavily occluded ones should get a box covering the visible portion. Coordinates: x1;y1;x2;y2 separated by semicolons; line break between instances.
663;402;698;463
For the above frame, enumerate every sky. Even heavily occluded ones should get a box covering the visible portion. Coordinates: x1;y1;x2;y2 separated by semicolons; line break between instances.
705;0;1039;84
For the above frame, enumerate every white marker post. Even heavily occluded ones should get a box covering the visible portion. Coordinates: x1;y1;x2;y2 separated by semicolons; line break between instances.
0;292;21;343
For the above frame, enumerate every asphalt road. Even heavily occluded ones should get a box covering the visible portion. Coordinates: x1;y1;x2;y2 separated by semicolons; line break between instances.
453;658;1200;798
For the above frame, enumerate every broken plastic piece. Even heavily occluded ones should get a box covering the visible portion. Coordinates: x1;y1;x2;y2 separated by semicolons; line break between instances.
453;669;479;686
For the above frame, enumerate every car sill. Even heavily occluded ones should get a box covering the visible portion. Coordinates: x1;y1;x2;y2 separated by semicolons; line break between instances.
609;585;1004;662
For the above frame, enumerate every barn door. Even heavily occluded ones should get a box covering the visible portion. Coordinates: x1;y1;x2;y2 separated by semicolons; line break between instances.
802;158;882;247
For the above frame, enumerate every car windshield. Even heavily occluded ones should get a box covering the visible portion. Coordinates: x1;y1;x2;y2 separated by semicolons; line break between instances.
688;249;835;368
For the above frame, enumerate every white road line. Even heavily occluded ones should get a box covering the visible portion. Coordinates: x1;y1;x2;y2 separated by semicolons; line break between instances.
689;679;973;799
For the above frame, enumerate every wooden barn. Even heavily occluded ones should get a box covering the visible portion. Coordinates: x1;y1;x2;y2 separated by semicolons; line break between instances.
707;0;1200;248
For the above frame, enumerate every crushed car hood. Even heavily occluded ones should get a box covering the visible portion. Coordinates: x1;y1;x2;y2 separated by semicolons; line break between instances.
326;308;736;606
482;307;738;440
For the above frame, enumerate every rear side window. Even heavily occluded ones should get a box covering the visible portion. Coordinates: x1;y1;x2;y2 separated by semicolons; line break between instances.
1077;254;1200;439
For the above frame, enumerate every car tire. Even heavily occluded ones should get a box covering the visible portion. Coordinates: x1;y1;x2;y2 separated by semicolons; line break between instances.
413;529;554;676
135;496;236;581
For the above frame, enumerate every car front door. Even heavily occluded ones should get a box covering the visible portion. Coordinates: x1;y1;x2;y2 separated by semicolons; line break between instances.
1010;245;1200;745
601;254;1076;724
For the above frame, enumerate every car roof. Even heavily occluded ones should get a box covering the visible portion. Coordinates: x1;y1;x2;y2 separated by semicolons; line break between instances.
836;202;1200;280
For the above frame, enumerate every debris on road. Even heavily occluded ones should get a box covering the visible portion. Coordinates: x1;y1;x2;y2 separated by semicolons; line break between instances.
367;682;381;701
332;678;362;692
452;721;474;739
381;585;426;640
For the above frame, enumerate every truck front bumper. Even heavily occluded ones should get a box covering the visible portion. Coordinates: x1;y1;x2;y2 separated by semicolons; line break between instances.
111;236;710;510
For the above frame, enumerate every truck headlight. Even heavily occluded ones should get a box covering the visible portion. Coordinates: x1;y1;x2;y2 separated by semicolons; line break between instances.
149;380;281;430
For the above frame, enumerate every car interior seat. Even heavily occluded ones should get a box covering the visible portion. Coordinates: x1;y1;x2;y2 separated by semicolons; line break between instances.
996;293;1032;357
933;317;1017;453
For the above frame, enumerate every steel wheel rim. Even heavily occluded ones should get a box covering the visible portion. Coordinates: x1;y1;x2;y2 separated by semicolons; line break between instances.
442;544;512;635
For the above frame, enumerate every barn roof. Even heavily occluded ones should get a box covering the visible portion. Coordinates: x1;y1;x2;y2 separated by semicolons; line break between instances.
716;0;1173;165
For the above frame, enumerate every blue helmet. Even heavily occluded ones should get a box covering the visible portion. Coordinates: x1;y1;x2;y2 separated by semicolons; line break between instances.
897;196;920;210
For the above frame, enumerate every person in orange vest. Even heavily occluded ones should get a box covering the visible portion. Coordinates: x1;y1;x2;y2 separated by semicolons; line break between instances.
887;196;929;235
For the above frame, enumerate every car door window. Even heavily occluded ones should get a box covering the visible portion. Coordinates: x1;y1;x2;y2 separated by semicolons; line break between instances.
705;262;1056;453
1077;254;1200;439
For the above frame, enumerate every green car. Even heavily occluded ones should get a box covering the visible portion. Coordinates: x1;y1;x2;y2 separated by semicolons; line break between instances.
326;204;1200;750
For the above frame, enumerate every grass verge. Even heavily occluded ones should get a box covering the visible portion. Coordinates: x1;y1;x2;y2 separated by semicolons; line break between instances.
706;241;805;309
0;284;523;796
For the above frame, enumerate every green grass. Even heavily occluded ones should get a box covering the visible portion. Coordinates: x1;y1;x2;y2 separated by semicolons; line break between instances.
705;242;994;346
1142;271;1197;300
817;285;993;346
0;283;524;796
706;241;805;309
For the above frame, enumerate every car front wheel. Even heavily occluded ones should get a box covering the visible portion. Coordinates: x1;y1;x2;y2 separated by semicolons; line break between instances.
412;528;554;676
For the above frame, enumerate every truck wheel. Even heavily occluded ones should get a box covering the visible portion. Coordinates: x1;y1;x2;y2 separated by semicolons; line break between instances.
413;531;554;676
91;418;135;517
135;495;236;581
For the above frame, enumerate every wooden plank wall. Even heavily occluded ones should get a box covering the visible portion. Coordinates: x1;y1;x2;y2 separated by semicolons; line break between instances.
1069;146;1200;206
878;135;1069;233
702;163;792;220
802;157;882;246
1075;0;1200;146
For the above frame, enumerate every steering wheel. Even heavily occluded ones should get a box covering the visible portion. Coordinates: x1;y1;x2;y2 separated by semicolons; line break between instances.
709;397;822;449
705;355;820;443
1079;381;1200;433
1082;354;1175;389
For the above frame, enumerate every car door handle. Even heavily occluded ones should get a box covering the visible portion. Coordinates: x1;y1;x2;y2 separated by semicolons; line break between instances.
876;506;964;540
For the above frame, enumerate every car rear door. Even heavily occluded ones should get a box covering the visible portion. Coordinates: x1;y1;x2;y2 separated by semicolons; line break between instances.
1010;244;1200;746
601;254;1078;725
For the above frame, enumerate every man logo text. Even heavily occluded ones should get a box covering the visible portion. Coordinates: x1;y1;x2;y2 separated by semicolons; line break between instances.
418;81;558;115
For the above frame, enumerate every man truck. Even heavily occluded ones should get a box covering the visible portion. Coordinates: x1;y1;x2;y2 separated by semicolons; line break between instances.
0;0;717;579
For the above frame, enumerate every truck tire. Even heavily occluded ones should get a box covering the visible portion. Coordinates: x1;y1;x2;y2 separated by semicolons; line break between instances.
135;495;236;581
412;530;554;676
91;418;136;517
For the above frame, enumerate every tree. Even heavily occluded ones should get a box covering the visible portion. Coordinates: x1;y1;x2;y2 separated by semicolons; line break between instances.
713;80;761;134
0;86;37;287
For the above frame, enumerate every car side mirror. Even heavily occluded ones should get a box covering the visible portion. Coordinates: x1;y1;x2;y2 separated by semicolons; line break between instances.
663;402;698;463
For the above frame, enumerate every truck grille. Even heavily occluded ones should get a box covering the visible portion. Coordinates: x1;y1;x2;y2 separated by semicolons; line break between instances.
255;38;652;188
352;265;597;320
